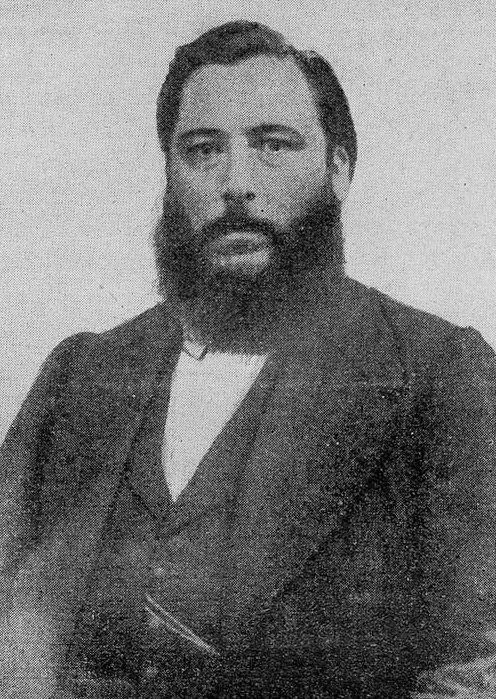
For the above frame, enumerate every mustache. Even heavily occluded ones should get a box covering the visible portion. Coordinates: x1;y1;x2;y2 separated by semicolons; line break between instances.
201;212;278;246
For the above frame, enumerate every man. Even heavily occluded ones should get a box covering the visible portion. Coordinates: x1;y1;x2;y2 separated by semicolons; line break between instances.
1;20;496;699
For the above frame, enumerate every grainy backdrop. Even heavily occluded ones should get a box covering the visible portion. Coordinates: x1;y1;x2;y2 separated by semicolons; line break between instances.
1;0;495;440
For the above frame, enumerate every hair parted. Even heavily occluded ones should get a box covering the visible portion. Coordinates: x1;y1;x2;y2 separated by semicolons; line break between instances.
156;20;357;178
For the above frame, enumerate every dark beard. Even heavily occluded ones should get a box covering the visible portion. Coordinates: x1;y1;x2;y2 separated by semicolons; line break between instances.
153;187;344;351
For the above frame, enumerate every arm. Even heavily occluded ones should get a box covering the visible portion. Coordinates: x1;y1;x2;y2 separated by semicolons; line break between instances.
412;326;496;696
0;333;91;592
0;334;93;698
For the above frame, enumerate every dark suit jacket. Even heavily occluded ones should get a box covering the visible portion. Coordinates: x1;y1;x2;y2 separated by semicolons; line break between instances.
1;278;496;698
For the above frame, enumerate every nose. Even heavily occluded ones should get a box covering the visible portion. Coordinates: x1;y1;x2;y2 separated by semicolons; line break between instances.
220;136;256;203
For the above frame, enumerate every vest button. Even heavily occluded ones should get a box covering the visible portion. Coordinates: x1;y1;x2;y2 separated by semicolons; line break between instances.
143;664;159;679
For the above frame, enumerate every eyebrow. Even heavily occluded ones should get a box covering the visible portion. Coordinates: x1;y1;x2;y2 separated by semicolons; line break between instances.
178;128;221;142
250;124;305;141
178;124;305;142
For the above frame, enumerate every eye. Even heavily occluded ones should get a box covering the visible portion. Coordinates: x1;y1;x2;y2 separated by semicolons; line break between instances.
261;137;291;154
187;142;218;158
182;140;225;168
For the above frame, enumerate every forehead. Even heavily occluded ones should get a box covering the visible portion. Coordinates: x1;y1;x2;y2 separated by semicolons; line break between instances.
173;54;322;136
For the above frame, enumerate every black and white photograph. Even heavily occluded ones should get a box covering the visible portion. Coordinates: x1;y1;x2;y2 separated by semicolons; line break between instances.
1;2;495;697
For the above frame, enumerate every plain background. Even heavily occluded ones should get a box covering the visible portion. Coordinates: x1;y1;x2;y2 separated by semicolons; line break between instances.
1;0;495;440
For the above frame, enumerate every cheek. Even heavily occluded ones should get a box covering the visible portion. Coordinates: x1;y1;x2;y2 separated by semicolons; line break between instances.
168;174;222;231
263;165;329;225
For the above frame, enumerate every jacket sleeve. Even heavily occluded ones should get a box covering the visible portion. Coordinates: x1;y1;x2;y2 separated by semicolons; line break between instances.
0;333;91;594
412;326;496;697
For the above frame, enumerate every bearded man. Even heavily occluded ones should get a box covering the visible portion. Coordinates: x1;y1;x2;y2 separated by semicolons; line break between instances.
1;20;496;699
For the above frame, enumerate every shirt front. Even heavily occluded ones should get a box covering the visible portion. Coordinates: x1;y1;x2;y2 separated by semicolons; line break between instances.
162;339;267;501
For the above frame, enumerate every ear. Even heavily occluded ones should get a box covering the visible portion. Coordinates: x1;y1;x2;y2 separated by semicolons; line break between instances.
328;145;351;203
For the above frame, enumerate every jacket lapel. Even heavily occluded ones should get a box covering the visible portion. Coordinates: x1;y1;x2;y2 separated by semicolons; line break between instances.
124;380;174;521
221;280;407;645
2;307;182;698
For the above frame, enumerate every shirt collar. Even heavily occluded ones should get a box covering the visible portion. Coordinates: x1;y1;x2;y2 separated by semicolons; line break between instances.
182;336;208;360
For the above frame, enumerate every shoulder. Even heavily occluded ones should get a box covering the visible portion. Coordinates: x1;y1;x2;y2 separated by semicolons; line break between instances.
345;279;455;344
48;304;178;368
375;285;494;373
15;304;178;413
3;305;179;447
336;279;495;380
61;303;175;352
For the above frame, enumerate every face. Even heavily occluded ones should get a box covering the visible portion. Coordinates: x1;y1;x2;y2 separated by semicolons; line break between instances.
166;54;335;280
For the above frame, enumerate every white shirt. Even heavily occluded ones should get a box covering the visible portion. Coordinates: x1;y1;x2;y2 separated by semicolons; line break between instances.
162;339;267;501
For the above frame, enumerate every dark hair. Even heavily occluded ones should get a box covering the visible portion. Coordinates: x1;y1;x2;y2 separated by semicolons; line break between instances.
156;20;357;178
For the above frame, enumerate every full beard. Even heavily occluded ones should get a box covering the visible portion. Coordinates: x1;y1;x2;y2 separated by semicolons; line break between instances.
153;186;344;352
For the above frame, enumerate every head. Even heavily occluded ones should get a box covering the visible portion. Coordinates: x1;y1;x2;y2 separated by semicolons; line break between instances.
154;21;357;346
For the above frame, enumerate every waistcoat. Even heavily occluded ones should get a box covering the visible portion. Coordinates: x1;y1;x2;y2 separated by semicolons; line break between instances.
66;359;274;688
